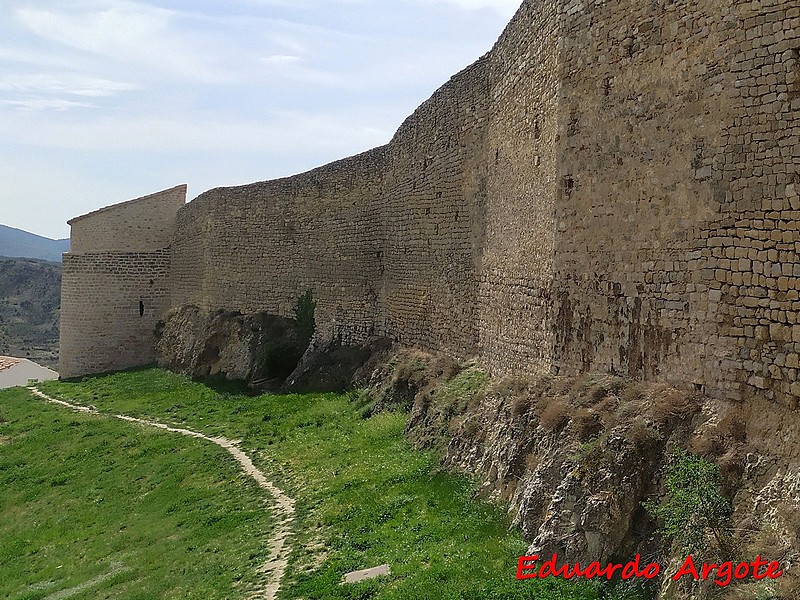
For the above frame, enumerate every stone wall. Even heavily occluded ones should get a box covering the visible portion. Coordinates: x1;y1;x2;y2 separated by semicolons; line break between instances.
170;59;492;355
170;149;388;344
68;185;186;253
550;0;800;404
61;0;799;406
376;58;489;357
59;187;185;378
478;0;561;375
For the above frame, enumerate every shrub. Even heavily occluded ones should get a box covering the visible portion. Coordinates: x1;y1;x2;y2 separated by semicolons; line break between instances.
572;434;607;472
510;394;532;417
644;448;732;553
570;408;602;441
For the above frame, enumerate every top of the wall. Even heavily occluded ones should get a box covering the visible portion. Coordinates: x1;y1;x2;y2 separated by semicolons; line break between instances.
68;184;188;225
68;185;187;255
186;147;389;212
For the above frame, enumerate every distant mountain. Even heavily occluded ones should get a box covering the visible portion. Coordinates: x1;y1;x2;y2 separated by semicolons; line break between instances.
0;257;61;368
0;224;69;262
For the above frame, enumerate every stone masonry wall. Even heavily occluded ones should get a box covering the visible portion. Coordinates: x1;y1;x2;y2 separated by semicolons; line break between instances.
171;59;492;355
170;149;388;344
376;58;490;357
68;185;186;253
62;0;799;406
550;0;799;404
478;0;561;375
60;187;184;378
551;0;739;384
699;1;800;405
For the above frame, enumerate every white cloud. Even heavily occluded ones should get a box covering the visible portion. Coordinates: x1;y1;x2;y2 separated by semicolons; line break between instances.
260;54;301;66
417;0;519;15
15;2;231;83
0;73;139;97
0;110;390;154
1;98;97;111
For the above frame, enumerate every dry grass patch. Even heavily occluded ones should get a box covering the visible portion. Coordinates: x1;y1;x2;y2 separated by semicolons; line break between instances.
539;397;571;431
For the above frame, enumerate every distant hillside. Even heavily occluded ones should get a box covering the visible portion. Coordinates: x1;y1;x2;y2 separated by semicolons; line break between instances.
0;257;61;368
0;224;69;262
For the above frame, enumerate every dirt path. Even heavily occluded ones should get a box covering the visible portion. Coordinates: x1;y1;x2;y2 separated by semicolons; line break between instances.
29;388;295;600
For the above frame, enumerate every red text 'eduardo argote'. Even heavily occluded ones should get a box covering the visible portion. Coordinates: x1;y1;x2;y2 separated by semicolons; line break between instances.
517;554;783;587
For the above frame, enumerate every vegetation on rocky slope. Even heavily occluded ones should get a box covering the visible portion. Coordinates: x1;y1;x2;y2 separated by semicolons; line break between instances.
365;347;795;599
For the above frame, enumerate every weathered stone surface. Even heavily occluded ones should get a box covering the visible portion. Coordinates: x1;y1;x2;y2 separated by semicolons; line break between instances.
283;335;393;394
155;305;308;384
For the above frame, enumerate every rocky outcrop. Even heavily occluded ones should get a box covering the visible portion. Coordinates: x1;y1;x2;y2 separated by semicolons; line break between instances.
155;305;392;393
368;347;800;598
155;305;309;385
282;335;393;394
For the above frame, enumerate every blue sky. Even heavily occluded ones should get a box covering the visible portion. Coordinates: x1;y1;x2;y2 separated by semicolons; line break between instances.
0;0;518;239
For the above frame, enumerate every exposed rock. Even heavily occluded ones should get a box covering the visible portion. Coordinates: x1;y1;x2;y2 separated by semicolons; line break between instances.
156;305;393;393
155;305;309;385
368;347;800;599
282;335;393;394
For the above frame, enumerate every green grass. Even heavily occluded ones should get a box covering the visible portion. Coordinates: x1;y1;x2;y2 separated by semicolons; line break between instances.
0;385;273;599
2;368;653;599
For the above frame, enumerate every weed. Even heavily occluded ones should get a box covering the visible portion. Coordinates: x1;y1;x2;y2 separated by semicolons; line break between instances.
572;434;609;472
648;388;701;426
510;394;532;417
570;408;602;442
626;419;662;450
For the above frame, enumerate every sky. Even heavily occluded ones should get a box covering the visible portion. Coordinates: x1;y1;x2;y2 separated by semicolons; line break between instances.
0;0;519;240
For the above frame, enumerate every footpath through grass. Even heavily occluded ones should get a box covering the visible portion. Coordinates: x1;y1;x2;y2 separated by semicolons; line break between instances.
0;385;273;600
24;369;647;599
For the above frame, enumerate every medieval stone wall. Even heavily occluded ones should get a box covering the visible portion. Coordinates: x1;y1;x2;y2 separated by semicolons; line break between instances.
68;185;186;253
170;149;388;344
478;0;561;375
375;58;490;357
59;187;185;378
61;0;799;406
550;0;799;404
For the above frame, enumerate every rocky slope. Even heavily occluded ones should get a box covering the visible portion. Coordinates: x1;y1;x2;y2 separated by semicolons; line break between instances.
0;257;61;367
155;305;310;387
362;347;799;599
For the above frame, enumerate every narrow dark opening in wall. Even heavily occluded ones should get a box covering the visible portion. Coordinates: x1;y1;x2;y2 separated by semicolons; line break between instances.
791;49;800;97
139;301;144;317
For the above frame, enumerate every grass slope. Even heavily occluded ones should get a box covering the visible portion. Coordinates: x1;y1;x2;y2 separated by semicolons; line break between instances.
0;386;273;599
36;369;647;600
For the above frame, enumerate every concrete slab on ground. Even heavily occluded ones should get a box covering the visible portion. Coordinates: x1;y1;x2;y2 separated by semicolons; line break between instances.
0;357;58;389
342;564;391;584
